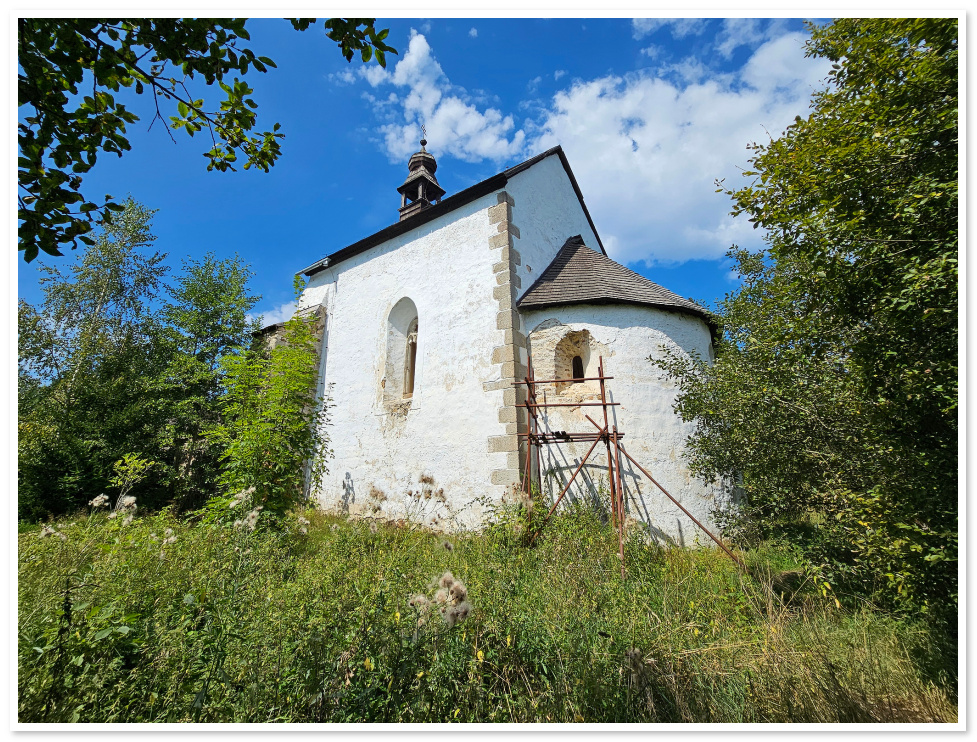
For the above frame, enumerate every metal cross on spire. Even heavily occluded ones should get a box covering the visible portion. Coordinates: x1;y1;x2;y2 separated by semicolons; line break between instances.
420;124;427;149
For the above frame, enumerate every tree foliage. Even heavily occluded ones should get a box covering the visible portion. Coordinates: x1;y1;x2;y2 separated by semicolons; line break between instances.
659;19;957;615
205;281;330;518
18;18;396;262
18;199;262;519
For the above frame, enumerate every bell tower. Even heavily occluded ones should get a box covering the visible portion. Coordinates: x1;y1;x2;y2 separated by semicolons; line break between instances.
397;132;446;221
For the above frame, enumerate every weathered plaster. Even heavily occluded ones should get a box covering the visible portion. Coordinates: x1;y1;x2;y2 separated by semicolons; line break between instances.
521;304;730;545
293;148;729;540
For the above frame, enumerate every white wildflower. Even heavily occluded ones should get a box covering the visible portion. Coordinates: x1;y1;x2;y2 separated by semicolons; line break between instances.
298;526;308;536
243;506;263;532
89;494;109;508
107;512;118;520
122;514;134;527
164;528;174;537
229;487;254;508
297;516;310;526
39;524;57;538
162;535;177;546
119;495;137;511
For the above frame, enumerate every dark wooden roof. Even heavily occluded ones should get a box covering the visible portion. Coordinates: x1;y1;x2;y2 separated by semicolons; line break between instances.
299;146;604;277
517;235;714;328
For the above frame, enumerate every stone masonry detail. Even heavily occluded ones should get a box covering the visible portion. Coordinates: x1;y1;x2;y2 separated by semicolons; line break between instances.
486;191;528;487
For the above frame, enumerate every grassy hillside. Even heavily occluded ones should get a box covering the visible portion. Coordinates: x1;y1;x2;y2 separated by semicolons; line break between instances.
18;504;956;723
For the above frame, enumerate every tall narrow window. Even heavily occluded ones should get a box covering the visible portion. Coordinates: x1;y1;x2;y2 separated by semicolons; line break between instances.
404;318;418;398
572;355;584;382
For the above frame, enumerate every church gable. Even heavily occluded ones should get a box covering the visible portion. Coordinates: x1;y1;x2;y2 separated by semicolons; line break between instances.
292;143;731;541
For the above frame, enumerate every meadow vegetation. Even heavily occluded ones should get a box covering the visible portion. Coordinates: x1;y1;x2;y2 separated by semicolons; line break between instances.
19;502;956;723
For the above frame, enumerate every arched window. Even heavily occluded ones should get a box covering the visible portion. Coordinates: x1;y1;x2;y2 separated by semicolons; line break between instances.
404;318;418;398
385;297;419;406
572;355;584;382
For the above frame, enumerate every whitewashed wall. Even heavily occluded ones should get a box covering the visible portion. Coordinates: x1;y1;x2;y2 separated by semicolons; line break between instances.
520;304;732;545
295;153;604;529
504;155;601;302
298;195;504;528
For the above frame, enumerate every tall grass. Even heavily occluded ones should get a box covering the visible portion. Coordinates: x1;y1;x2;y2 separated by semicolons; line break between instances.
18;503;956;723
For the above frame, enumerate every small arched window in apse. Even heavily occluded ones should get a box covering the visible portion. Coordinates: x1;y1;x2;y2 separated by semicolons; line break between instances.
572;355;585;382
404;318;418;398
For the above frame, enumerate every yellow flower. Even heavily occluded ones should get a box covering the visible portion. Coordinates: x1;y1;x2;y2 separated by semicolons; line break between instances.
364;657;373;671
416;671;424;678
454;709;460;718
395;611;400;623
507;635;512;647
477;650;484;662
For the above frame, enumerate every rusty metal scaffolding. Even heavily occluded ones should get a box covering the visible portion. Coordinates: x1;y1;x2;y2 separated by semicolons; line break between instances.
516;354;742;575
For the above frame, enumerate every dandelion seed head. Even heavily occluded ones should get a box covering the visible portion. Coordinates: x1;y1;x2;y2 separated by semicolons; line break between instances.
449;580;467;604
89;494;109;508
233;519;243;529
444;608;458;628
162;536;177;545
434;588;449;605
408;594;430;610
120;495;137;510
107;512;118;520
122;514;134;527
439;571;455;589
298;526;308;536
297;516;310;526
454;601;471;622
40;525;56;538
164;528;174;537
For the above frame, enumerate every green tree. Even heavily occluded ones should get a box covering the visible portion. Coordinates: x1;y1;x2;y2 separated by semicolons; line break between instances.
18;18;396;262
205;282;330;518
18;200;263;518
156;254;261;510
18;199;169;518
660;19;957;615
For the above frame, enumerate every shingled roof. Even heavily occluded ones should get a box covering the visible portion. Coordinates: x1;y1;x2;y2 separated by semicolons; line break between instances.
517;236;714;328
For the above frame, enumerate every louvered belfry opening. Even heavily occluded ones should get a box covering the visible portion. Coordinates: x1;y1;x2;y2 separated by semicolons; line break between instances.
397;138;446;222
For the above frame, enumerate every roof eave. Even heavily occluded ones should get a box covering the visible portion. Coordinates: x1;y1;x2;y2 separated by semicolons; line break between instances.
517;297;718;337
300;145;607;277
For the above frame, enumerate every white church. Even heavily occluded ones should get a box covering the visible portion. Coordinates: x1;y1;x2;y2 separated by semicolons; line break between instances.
288;141;732;543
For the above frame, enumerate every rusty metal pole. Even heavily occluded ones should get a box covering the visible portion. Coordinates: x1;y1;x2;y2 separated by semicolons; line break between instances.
617;445;743;569
612;425;626;578
529;356;542;500
597;356;618;528
529;426;606;544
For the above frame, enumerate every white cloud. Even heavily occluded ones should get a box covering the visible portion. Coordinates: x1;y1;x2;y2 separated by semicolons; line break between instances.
715;18;791;59
632;18;707;40
640;44;662;59
469;27;478;38
554;69;566;81
527;32;832;266
343;25;831;268
360;31;526;163
249;301;296;327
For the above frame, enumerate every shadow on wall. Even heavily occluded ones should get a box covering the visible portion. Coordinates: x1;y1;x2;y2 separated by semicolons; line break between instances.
537;451;682;548
342;472;356;513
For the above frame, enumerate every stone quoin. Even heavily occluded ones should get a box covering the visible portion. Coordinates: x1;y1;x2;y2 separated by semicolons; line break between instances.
285;143;734;543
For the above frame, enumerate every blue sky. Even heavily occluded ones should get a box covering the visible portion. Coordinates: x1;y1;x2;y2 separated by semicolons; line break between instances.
18;17;834;324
